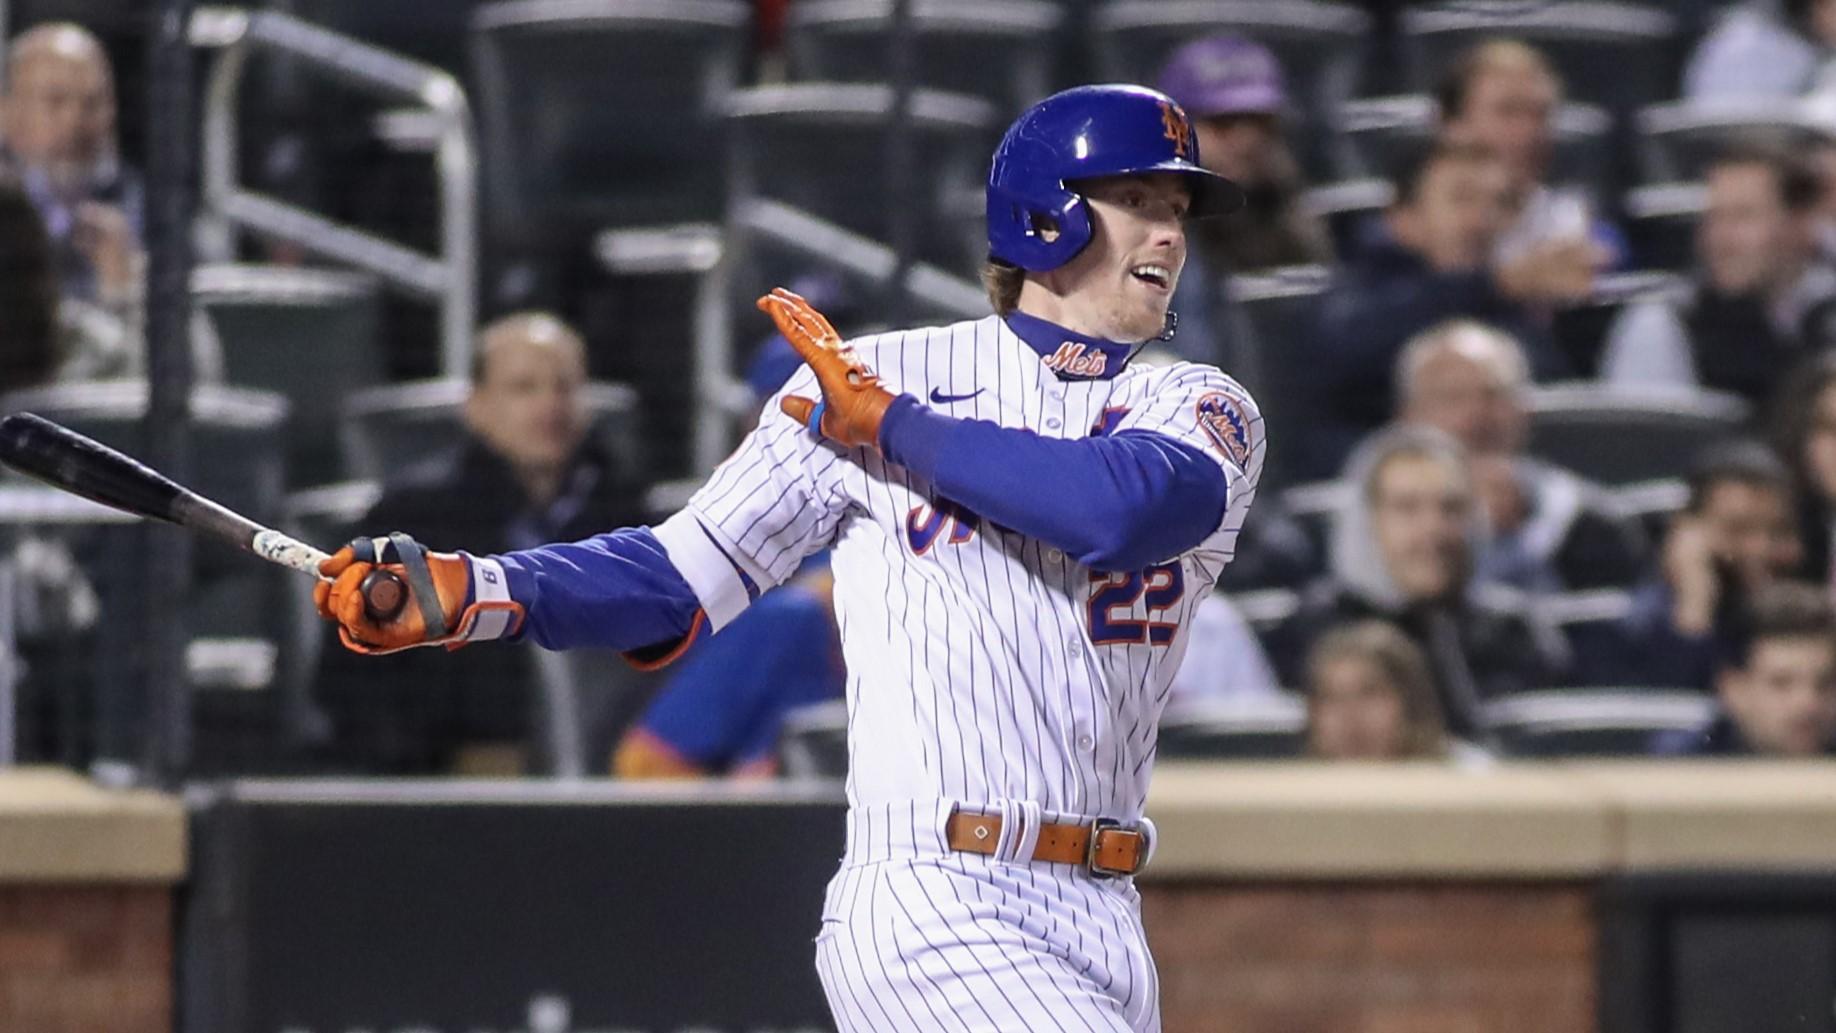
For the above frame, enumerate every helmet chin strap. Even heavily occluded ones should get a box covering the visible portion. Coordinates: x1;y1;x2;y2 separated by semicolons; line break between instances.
1155;310;1179;342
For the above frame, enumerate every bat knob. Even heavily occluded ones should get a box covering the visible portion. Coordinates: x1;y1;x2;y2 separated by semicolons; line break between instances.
359;569;408;623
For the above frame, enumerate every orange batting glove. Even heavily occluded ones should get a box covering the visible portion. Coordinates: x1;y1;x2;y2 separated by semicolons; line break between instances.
759;287;896;450
314;533;524;655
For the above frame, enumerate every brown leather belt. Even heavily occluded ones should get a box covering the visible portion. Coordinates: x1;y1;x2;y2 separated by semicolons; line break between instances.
944;811;1147;878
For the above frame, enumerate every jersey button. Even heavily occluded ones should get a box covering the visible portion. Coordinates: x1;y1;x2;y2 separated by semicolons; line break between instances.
1046;417;1061;429
1065;632;1082;652
1045;548;1063;562
1077;734;1095;750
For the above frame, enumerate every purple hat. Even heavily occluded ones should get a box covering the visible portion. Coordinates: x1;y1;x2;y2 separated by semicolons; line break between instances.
1156;34;1288;118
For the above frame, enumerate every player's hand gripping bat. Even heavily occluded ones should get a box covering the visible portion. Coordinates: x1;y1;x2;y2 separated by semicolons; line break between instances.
0;412;407;622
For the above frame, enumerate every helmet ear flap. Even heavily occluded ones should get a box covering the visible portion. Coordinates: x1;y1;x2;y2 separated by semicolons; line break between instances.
988;186;1093;272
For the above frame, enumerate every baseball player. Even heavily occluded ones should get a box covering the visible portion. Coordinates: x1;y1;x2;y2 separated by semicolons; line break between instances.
315;83;1264;1032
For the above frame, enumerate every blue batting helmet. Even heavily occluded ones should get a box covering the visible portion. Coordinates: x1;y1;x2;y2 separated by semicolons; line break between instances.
986;84;1244;273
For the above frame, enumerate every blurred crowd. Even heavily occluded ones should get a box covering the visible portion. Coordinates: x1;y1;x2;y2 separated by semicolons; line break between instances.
7;1;1836;779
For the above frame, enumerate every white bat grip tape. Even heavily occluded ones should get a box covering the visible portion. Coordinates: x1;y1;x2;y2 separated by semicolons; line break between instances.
252;530;331;577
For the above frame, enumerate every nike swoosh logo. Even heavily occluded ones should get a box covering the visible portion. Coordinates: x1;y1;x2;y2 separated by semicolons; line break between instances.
929;388;985;405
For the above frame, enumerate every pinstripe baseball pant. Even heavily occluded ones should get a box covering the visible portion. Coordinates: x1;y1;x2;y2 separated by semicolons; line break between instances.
815;801;1160;1033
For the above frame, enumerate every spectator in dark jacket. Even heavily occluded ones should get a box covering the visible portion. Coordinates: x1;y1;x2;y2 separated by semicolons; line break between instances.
1601;145;1836;406
1268;426;1567;738
1397;319;1647;591
1611;442;1804;690
1652;580;1836;756
1303;138;1603;478
311;312;650;774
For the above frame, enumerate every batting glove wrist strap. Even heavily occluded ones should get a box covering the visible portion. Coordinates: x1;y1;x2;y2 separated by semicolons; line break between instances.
450;553;522;646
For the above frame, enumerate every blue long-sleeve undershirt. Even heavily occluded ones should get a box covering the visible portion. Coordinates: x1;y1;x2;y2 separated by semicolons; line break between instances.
877;395;1230;572
490;399;1232;655
495;527;702;652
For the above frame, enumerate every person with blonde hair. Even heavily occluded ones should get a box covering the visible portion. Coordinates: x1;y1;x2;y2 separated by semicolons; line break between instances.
1304;619;1489;762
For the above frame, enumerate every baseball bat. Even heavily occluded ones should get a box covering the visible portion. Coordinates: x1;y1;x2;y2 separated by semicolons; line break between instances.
0;412;406;622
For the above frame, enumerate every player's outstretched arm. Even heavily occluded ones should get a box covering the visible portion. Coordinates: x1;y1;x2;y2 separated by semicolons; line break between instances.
315;526;706;664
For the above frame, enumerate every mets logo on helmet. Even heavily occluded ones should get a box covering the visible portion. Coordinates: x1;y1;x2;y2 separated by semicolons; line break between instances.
1158;100;1192;159
1195;390;1252;468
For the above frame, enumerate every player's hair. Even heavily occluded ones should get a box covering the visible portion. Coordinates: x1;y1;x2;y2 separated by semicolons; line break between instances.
0;176;62;393
981;258;1025;315
1706;142;1823;214
1389;137;1497;209
1685;440;1794;515
1303;619;1450;759
1434;38;1561;121
1724;580;1836;671
1394;319;1530;412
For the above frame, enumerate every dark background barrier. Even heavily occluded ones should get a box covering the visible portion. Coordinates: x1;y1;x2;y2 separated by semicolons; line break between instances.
179;777;1836;1033
180;781;847;1033
1599;873;1836;1033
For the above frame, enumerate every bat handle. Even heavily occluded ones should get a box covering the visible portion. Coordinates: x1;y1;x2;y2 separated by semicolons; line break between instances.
359;569;409;623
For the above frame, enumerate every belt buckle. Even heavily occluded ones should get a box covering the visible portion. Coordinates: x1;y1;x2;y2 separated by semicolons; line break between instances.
1085;818;1133;879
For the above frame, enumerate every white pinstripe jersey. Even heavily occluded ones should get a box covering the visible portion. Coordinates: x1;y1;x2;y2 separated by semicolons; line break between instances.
654;313;1265;826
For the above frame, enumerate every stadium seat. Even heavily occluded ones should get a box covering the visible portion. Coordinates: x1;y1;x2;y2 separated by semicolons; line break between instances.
1481;688;1713;757
1277;479;1348;559
193;264;383;487
1532;588;1635;686
1156;696;1307;760
782;0;1066;114
269;0;483;73
1300;177;1390;258
1524;383;1748;486
1090;0;1373;179
1550;270;1689;378
0;381;290;526
468;0;750;263
722;83;998;272
1636;98;1833;185
1399;2;1678;117
1622;182;1705;273
338;377;641;485
1334;94;1612;191
777;699;850;779
1228;265;1335;488
1227;588;1303;641
1605;477;1688;548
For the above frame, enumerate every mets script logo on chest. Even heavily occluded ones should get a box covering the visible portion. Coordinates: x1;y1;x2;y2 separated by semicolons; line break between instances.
1045;342;1108;378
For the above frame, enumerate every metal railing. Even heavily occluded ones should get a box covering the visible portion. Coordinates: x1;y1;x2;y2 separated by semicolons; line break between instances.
595;200;985;475
190;6;478;376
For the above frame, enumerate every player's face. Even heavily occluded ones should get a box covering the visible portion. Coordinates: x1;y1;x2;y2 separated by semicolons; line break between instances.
1370;452;1472;602
1308;656;1412;760
2;49;116;189
1698;481;1802;591
1722;635;1836;756
465;326;590;475
1049;173;1190;343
